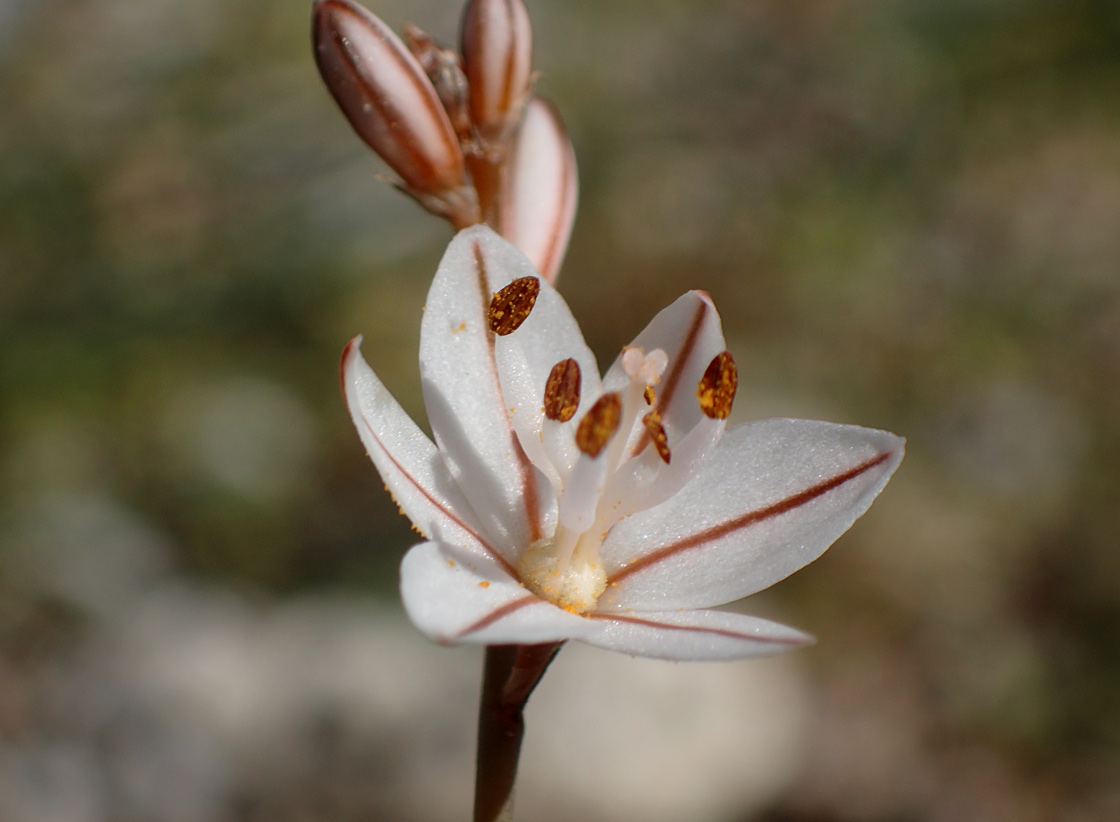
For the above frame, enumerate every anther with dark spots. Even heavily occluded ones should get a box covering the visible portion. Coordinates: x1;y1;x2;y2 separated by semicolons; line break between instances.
642;411;671;464
488;276;539;335
575;393;622;457
698;351;738;420
543;358;581;422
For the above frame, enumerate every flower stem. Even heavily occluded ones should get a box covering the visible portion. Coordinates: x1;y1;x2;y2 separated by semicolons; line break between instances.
473;641;564;822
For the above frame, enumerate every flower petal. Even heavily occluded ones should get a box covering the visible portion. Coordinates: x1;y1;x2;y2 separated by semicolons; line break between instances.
420;226;554;556
494;270;602;489
498;97;578;284
343;337;510;570
598;419;904;610
603;290;728;459
579;609;814;662
400;540;594;645
597;413;723;526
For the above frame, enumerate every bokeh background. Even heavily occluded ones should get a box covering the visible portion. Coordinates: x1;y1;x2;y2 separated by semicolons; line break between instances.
2;0;1119;819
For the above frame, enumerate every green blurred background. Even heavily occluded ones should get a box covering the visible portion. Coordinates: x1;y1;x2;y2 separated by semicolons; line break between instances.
2;0;1119;820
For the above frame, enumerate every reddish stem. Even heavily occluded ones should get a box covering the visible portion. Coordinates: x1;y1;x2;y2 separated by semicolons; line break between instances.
473;642;564;822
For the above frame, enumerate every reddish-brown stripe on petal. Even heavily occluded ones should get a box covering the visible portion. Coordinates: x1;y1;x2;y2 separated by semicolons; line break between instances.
632;297;710;454
586;612;810;646
454;593;539;639
473;241;542;542
607;451;893;587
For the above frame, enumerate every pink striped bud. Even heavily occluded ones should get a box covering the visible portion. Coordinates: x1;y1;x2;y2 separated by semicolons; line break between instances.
460;0;533;154
313;0;477;224
498;98;578;284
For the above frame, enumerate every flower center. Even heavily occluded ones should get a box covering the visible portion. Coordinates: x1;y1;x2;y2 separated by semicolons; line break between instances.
519;531;606;614
516;346;670;614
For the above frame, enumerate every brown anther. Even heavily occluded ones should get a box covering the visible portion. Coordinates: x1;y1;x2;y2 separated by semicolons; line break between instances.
543;358;581;422
697;351;738;420
642;411;671;464
575;393;622;458
643;385;656;406
487;276;539;335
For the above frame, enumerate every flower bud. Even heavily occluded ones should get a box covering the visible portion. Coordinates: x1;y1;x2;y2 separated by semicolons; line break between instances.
402;24;473;143
460;0;533;152
498;97;578;284
313;0;474;219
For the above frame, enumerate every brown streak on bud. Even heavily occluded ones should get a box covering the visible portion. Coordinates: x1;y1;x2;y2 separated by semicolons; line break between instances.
487;276;539;335
642;412;671;464
543;358;581;422
697;351;738;420
575;393;622;458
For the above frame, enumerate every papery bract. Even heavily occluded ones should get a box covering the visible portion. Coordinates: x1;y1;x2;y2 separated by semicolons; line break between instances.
344;226;903;661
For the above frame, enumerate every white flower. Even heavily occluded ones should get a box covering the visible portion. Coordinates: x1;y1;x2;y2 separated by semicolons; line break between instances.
343;226;903;661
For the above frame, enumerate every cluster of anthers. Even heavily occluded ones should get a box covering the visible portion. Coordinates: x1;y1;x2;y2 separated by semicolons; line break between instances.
313;0;575;281
489;275;739;614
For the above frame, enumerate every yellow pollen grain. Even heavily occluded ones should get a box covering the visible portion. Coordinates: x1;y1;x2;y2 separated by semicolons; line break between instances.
644;385;656;405
478;580;490;588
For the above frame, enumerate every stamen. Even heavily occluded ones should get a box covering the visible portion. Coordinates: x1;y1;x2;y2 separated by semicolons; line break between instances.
642;411;671;464
543;358;581;422
643;385;656;406
575;393;622;457
698;351;737;419
488;276;540;335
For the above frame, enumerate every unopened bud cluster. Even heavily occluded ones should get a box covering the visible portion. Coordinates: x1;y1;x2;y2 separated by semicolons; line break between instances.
312;0;576;282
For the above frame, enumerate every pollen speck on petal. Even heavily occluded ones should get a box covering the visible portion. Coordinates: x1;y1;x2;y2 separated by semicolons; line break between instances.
575;392;621;457
544;358;581;421
698;351;738;419
488;276;540;335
